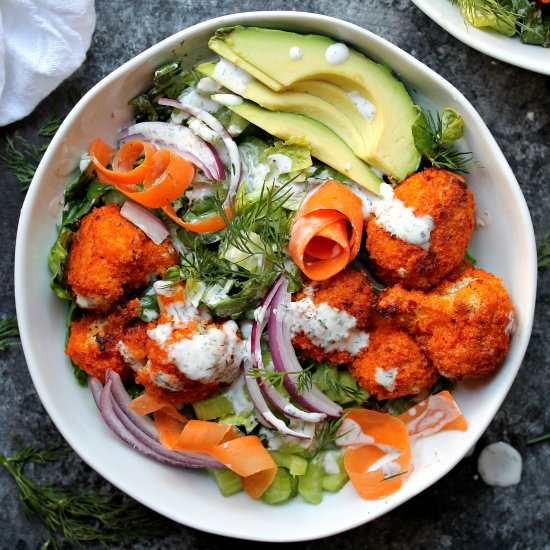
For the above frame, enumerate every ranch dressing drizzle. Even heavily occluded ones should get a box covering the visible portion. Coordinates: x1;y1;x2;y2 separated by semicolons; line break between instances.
212;58;252;94
477;442;522;487
375;367;398;392
288;297;369;355
355;182;435;250
325;43;350;65
347;90;376;123
289;46;303;60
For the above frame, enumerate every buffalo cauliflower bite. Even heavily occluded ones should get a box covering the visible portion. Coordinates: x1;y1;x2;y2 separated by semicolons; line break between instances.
377;265;514;380
65;299;146;383
290;267;376;365
348;315;437;400
366;167;475;290
136;282;244;405
65;204;178;312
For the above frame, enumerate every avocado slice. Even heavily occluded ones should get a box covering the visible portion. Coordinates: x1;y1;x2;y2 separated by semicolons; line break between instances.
212;94;382;195
197;61;367;158
209;26;421;181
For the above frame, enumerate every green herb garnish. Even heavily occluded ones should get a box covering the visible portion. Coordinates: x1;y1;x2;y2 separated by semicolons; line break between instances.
0;317;19;351
0;438;173;549
1;116;65;191
412;106;479;173
537;231;550;268
527;433;550;446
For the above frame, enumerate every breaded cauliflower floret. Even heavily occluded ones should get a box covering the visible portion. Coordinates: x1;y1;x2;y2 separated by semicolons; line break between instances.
348;315;437;400
291;267;376;365
377;265;514;380
366;167;475;290
65;204;178;312
136;283;244;405
65;299;146;383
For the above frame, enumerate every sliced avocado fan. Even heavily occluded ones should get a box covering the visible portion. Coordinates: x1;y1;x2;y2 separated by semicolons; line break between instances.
212;94;382;195
197;61;368;159
208;26;421;181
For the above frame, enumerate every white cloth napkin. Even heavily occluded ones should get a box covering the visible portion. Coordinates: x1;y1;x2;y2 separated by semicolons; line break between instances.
0;0;96;126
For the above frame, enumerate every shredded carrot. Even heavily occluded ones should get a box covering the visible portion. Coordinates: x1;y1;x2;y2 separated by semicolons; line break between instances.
209;436;278;499
172;420;237;452
289;180;364;280
151;414;277;499
339;408;412;500
398;390;468;440
89;138;195;208
162;202;232;233
128;392;187;423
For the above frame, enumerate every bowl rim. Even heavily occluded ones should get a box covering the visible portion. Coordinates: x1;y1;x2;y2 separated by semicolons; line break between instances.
14;10;538;541
411;0;550;75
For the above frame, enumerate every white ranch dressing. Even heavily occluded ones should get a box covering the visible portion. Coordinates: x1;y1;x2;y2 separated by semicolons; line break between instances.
355;182;435;250
289;46;303;60
375;367;398;392
289;297;370;355
213;93;243;107
347;90;376;123
322;450;341;474
177;87;220;113
325;43;349;65
212;59;252;94
157;320;243;385
267;153;293;174
477;442;522;487
197;76;221;93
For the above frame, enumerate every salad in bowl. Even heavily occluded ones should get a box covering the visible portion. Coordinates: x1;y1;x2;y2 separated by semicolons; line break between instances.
15;12;536;541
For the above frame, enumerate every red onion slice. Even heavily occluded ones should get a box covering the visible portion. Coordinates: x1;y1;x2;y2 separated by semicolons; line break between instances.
91;373;222;468
120;201;170;245
120;121;224;181
158;98;242;208
268;280;343;418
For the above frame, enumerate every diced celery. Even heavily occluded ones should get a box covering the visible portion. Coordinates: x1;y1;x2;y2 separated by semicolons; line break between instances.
269;450;308;476
298;460;324;504
207;468;243;497
322;470;349;492
192;394;234;420
261;467;293;504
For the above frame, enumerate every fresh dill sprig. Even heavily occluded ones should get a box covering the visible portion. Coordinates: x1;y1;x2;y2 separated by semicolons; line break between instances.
38;115;64;140
527;433;550;446
248;364;315;394
1;135;41;190
537;231;550;268
1;115;64;191
314;364;368;402
0;439;172;549
0;317;19;351
413;108;479;173
314;413;351;455
381;470;408;482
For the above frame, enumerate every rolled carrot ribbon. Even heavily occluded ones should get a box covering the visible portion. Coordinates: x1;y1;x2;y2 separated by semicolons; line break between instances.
289;179;364;280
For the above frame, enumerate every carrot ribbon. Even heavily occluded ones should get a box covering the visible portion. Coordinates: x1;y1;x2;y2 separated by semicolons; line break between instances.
289;179;364;280
89;138;230;233
131;400;276;499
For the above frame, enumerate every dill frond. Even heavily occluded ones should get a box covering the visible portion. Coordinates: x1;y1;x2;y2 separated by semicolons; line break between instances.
314;413;350;455
1;115;64;191
526;433;550;445
314;365;367;402
537;231;550;268
1;440;173;548
0;317;19;351
1;135;40;190
416;109;479;173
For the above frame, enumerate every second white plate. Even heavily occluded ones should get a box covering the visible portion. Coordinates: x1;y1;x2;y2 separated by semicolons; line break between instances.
412;0;550;75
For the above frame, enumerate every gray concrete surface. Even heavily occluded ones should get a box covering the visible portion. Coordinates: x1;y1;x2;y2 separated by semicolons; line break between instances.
1;0;549;548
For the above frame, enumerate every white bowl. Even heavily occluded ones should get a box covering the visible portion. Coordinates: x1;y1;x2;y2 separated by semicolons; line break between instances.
412;0;550;75
15;11;537;542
